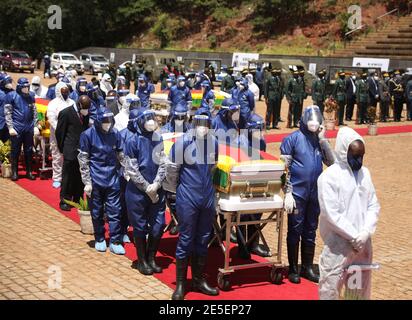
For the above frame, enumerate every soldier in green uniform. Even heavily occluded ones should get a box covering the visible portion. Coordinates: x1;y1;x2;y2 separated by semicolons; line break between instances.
286;70;305;128
312;69;327;114
220;66;235;93
379;72;391;122
264;68;283;129
356;72;370;124
332;71;347;126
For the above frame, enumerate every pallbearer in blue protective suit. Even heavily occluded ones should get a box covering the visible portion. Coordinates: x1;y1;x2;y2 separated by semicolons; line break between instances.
160;101;189;236
4;77;40;181
167;114;220;300
168;75;192;115
123;109;166;276
195;80;215;117
86;82;105;124
135;74;155;110
69;77;88;102
212;98;241;146
78;107;126;255
117;108;141;245
280;105;336;284
236;77;255;128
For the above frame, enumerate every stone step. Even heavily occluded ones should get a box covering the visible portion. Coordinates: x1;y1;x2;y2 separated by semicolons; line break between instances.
377;39;412;44
355;49;412;56
388;33;412;38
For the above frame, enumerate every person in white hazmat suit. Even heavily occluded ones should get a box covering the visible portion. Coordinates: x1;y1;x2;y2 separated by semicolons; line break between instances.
317;127;380;300
245;74;259;101
100;73;113;98
46;82;76;188
30;76;47;99
114;93;140;131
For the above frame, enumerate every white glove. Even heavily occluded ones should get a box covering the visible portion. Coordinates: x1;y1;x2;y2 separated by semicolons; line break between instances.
284;192;296;214
34;127;40;136
146;183;160;204
84;184;93;197
9;128;18;136
318;125;326;140
352;230;370;251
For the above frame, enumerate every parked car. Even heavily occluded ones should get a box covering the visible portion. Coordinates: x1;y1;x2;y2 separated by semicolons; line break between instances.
79;53;109;75
50;52;84;75
0;50;35;73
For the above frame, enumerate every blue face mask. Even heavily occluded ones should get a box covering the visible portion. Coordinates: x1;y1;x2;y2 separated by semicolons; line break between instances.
347;153;363;172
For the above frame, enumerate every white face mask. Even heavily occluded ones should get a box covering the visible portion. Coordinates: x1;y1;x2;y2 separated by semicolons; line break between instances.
21;87;29;94
374;76;379;81
196;126;209;138
175;119;184;126
80;109;89;116
196;76;201;82
79;85;86;92
352;76;356;80
5;83;12;89
119;96;126;105
167;82;172;88
307;120;320;133
144;119;157;132
239;84;245;91
179;81;185;87
231;111;240;122
235;81;240;88
101;123;111;132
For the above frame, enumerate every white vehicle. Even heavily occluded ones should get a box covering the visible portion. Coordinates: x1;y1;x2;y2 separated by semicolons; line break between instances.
80;53;109;75
50;52;84;75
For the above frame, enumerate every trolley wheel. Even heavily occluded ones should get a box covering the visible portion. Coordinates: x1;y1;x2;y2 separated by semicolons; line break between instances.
217;272;231;291
270;267;284;285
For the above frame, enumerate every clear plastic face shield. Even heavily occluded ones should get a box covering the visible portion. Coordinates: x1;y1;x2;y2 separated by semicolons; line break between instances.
117;89;130;105
167;80;173;88
174;111;187;126
193;115;211;139
78;79;87;92
178;79;186;88
100;112;115;133
304;106;323;133
228;105;240;122
21;84;30;95
88;86;99;100
4;77;13;89
142;111;157;132
128;98;141;111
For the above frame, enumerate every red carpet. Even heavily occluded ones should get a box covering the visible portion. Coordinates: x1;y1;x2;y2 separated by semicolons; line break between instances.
265;124;412;144
15;175;318;300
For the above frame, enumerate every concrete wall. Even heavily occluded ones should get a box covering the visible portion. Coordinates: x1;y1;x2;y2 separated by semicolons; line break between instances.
72;46;412;71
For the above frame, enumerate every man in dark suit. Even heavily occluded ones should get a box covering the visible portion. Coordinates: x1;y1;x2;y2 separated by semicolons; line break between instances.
345;73;357;121
368;72;380;110
55;95;91;211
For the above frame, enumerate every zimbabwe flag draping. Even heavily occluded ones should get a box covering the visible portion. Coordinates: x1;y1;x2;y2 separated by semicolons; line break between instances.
35;98;50;138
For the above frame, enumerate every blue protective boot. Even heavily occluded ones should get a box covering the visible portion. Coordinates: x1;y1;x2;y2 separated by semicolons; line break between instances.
95;240;107;252
52;181;61;188
110;242;126;255
122;234;131;243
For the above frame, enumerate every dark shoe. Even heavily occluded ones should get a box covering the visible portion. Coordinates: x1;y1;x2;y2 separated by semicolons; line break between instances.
287;242;301;284
272;125;280;130
134;236;153;275
147;235;163;273
25;156;36;180
279;118;284;122
59;202;71;211
191;255;219;296
11;158;18;181
172;258;188;300
300;243;319;283
248;224;271;257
